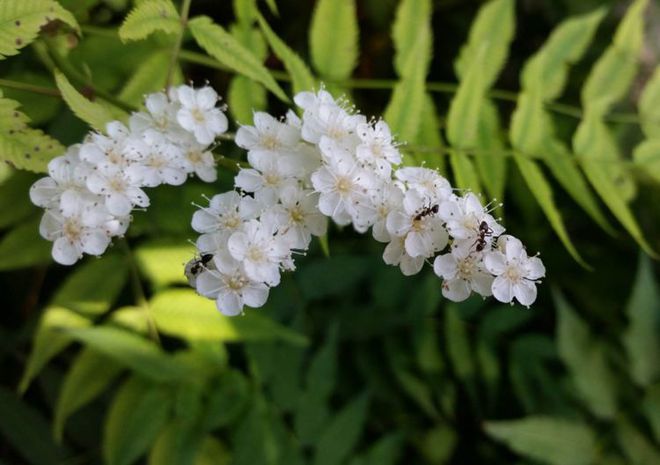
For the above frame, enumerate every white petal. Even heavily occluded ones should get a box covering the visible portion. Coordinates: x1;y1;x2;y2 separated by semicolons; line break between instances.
400;254;424;276
514;280;538;306
30;177;59;207
217;291;243;316
81;231;110;256
525;256;546;280
52;237;81;265
433;253;458;279
235;169;263;192
227;232;249;261
106;193;132;216
242;284;269;308
442;278;472;302
491;276;514;303
484;251;507;275
405;231;432;258
196;270;223;298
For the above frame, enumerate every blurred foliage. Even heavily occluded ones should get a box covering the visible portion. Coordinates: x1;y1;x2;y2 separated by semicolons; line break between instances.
1;0;660;464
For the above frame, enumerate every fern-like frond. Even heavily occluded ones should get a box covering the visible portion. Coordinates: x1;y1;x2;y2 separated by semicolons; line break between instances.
0;0;78;60
189;16;288;103
118;0;179;43
309;0;358;81
0;90;64;173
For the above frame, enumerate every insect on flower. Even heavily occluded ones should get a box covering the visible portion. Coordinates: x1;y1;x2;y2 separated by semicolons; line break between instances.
184;253;214;286
474;220;494;252
413;204;439;222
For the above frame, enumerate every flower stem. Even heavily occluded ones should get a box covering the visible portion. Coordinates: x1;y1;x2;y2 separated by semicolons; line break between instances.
0;78;60;97
120;239;161;345
167;0;193;88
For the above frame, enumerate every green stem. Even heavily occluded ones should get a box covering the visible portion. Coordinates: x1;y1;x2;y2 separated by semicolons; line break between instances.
214;154;249;171
167;0;193;88
120;239;161;345
0;78;60;97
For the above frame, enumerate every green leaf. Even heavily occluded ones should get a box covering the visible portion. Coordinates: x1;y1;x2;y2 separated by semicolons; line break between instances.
201;370;249;431
633;139;660;184
313;393;370;465
485;416;597;465
51;254;128;316
54;71;119;131
639;65;660;138
574;116;657;257
555;290;617;418
19;306;90;393
391;0;432;78
194;436;230;465
474;100;506;202
0;386;71;465
521;8;606;100
64;326;193;381
135;240;193;288
445;304;475;381
361;433;404;465
189;16;288;102
0;0;79;59
149;289;308;345
383;34;427;143
309;0;358;80
622;254;660;386
0;171;38;229
643;385;660;444
0;216;52;271
0;91;65;172
406;94;444;173
582;0;647;116
454;0;515;86
514;157;588;267
103;376;172;465
232;395;278;465
118;51;180;106
419;425;457;464
148;419;202;465
118;0;179;42
54;348;124;441
228;75;267;124
256;13;316;95
617;419;660;465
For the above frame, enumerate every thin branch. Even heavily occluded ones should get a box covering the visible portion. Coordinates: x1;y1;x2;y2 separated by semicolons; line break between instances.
0;79;60;97
120;239;161;345
167;0;193;88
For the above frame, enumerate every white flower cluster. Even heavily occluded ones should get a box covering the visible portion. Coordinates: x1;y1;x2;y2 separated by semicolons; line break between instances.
30;85;228;265
188;89;545;316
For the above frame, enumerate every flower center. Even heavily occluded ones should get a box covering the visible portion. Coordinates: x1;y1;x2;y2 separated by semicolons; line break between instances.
227;275;246;291
108;176;127;192
63;218;82;242
222;214;242;230
187;150;202;163
191;108;206;123
261;134;280;150
335;176;352;194
457;257;475;279
290;206;305;223
504;264;522;283
107;149;123;165
247;246;265;262
263;172;280;187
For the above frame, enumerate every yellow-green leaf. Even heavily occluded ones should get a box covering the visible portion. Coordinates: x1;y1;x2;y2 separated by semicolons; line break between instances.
150;289;308;346
0;91;65;172
54;348;124;441
103;376;172;465
514;157;587;266
485;416;597;465
228;75;267;124
633;139;660;184
54;70;120;132
19;306;91;393
118;51;182;106
391;0;432;78
256;13;316;95
189;16;288;102
638;65;660;138
118;0;179;43
135;240;194;288
0;0;79;60
309;0;358;81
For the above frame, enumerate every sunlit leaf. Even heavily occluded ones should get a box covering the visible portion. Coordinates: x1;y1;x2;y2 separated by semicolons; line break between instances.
485;416;597;465
309;0;358;81
0;216;52;271
118;0;179;42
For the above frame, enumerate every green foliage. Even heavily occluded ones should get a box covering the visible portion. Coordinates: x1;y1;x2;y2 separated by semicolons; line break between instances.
118;0;179;42
309;0;358;81
0;0;79;60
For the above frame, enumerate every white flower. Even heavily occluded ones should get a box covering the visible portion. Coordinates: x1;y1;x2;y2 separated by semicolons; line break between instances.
483;235;545;306
30;145;90;209
386;189;448;258
195;257;269;316
382;235;425;276
235;112;300;161
79;122;135;169
395;167;452;201
125;130;187;187
356;120;401;177
227;219;289;286
352;181;404;242
433;247;493;302
191;191;260;233
129;91;181;136
38;202;114;265
86;164;149;216
176;85;228;145
439;193;505;253
181;144;217;182
311;157;373;225
264;186;328;249
235;154;302;204
295;91;364;144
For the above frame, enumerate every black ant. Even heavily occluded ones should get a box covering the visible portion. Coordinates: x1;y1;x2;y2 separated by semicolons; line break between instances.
474;221;493;252
414;204;439;221
184;253;214;285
